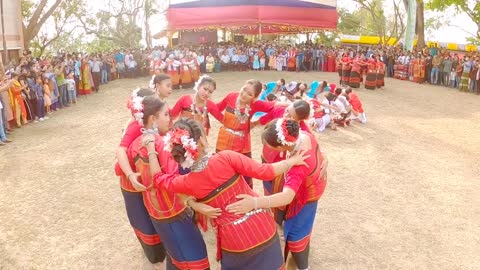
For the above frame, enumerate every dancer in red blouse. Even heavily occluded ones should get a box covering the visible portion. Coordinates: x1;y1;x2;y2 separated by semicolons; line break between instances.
113;88;166;268
170;75;223;135
152;118;309;270
227;118;328;270
254;100;312;225
127;96;215;269
215;79;277;187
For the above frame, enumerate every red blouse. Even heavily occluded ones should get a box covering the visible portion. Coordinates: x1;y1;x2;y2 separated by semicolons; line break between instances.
115;120;143;192
216;92;275;153
283;132;327;218
128;134;185;220
170;95;224;134
153;150;278;257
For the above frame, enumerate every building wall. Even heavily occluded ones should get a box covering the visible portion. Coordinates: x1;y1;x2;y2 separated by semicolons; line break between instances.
0;0;24;62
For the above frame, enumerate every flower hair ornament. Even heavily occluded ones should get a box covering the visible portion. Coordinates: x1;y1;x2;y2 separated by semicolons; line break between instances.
275;118;298;146
193;74;211;92
126;88;145;126
163;128;200;169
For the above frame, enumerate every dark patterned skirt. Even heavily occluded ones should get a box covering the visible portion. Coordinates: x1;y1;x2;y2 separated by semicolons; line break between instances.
349;71;361;88
376;73;385;88
365;72;377;90
221;233;285;270
151;211;209;269
341;69;351;85
121;190;166;264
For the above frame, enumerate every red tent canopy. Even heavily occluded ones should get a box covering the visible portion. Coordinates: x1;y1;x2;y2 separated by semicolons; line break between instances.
167;0;338;33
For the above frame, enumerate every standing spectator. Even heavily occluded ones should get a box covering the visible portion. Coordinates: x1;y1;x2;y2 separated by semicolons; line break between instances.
33;75;46;120
55;62;68;107
91;56;102;92
442;56;452;87
431;54;442;85
66;72;77;104
459;57;471;92
101;56;109;84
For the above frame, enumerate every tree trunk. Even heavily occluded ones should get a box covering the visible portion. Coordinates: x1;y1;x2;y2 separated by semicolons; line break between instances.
145;17;152;49
0;0;7;64
416;0;425;49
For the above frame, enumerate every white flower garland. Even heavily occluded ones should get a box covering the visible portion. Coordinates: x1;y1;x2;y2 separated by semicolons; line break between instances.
163;132;199;169
275;119;297;146
131;88;145;126
193;74;211;92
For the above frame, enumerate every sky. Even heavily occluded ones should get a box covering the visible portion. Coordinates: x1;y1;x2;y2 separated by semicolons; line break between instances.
87;0;478;45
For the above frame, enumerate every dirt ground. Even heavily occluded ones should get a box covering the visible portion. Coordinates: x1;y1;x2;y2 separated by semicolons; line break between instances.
0;71;479;270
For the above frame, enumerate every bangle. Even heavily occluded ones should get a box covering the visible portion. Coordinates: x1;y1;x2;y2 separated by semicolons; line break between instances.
254;197;258;210
267;197;271;209
184;196;196;207
127;173;135;179
148;151;158;157
144;140;154;145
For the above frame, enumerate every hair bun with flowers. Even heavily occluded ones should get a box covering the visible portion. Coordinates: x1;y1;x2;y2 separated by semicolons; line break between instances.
163;128;199;169
193;74;211;92
126;88;145;126
275;118;298;146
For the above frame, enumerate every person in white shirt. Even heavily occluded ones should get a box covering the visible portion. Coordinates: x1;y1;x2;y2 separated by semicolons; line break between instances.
220;51;231;71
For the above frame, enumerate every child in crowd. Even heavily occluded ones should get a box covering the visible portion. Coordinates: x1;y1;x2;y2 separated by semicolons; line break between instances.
66;71;77;104
34;75;46;121
450;68;456;88
43;77;52;114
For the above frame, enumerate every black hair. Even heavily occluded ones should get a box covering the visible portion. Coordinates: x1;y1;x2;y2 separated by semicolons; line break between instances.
345;88;352;95
292;100;310;121
266;93;277;101
326;93;337;102
335;87;343;96
262;119;300;148
136;88;156;98
246;79;263;97
170;118;205;165
280;78;286;85
142;96;166;124
197;75;217;90
153;74;171;85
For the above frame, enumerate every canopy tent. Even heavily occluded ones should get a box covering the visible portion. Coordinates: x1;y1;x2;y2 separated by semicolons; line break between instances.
166;0;338;34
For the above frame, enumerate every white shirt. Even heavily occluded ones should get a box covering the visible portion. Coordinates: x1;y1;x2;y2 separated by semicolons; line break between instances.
221;54;230;64
334;95;350;113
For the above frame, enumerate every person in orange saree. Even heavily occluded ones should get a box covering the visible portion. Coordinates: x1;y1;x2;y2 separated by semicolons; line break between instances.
165;54;181;89
287;47;297;71
215;79;277;188
0;75;14;132
153;118;308;270
9;73;28;127
78;57;93;95
227;118;328;270
180;54;194;89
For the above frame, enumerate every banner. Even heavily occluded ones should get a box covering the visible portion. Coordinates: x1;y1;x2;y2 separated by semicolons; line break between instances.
404;0;416;51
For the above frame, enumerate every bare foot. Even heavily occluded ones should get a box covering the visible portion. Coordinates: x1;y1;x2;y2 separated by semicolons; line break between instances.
5;139;12;143
152;261;165;270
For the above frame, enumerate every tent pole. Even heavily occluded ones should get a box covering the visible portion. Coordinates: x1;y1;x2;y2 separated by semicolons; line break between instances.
259;22;262;40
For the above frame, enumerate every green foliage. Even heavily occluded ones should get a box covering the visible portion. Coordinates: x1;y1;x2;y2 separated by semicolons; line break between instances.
426;0;480;42
21;0;35;20
77;0;144;49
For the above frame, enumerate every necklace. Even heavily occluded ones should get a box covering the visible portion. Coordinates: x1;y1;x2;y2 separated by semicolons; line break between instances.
141;128;158;135
191;94;208;125
190;154;211;172
287;137;302;158
234;98;251;124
